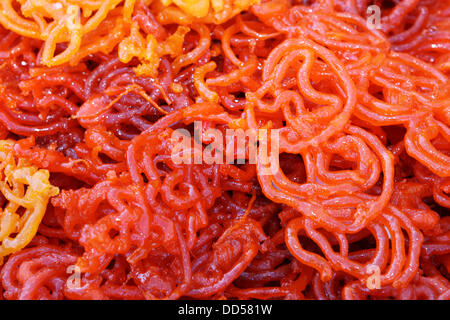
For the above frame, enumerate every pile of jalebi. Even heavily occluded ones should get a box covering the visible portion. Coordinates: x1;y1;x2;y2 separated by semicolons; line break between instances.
0;0;448;300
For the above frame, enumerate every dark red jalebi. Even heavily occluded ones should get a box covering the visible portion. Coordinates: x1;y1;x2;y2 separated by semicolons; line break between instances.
0;0;448;300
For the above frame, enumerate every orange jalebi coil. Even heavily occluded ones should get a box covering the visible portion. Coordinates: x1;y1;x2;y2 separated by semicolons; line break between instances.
0;0;448;300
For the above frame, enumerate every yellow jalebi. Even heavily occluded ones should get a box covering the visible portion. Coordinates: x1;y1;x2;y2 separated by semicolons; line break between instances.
153;0;260;24
0;0;258;68
0;140;59;264
0;0;131;66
